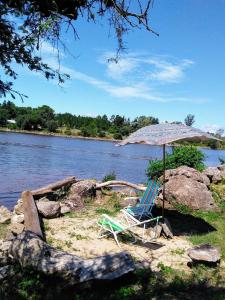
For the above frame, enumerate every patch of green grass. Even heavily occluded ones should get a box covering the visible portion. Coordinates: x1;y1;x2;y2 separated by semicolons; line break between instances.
211;183;225;211
190;209;225;260
0;223;9;239
170;248;185;256
1;264;224;300
95;193;122;217
172;201;193;215
74;234;87;240
95;208;113;215
65;211;78;218
157;262;175;276
65;240;72;248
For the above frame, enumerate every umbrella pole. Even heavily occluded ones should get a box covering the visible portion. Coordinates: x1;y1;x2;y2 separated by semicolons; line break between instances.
162;144;166;222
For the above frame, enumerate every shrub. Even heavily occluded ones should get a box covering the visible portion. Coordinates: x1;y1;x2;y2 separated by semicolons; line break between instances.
102;171;116;182
98;130;106;138
113;132;123;140
46;120;58;132
146;146;205;179
64;128;71;135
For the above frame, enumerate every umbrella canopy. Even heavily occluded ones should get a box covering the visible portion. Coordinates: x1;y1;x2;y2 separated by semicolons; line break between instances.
118;123;220;146
117;123;220;221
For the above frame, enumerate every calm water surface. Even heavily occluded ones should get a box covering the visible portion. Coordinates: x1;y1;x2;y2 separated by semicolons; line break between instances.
1;132;225;209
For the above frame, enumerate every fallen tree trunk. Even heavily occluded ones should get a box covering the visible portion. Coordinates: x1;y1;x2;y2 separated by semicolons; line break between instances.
96;180;146;191
9;231;134;284
22;191;43;239
31;176;76;197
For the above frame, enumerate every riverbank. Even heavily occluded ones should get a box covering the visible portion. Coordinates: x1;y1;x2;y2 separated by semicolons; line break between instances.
0;173;224;299
1;127;225;150
0;127;120;143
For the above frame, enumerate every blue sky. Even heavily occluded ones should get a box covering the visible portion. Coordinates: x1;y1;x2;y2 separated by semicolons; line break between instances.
8;0;225;133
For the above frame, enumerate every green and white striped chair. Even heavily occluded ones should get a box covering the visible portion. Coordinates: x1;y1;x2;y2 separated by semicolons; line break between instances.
97;213;162;247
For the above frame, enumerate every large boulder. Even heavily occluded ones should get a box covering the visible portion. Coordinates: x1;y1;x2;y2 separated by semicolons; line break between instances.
0;206;11;224
188;244;221;264
164;166;210;186
164;175;216;210
203;166;225;184
68;180;96;199
158;166;217;211
60;196;84;214
36;199;60;218
7;231;134;284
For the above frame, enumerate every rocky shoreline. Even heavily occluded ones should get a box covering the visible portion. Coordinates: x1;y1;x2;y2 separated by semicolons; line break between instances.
0;164;224;287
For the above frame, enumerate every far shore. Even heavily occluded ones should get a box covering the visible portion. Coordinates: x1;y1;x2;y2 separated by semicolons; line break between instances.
1;127;225;150
0;127;119;143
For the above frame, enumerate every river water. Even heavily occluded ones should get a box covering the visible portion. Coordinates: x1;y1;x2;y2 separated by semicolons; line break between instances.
0;132;225;209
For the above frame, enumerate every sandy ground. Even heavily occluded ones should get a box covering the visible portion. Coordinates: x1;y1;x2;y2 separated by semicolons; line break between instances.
44;207;193;272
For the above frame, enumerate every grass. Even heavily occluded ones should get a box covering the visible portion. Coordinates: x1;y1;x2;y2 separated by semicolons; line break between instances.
189;210;225;260
170;248;185;256
1;264;224;300
95;193;122;216
188;183;225;260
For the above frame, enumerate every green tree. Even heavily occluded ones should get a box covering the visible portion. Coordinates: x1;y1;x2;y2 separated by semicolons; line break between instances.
46;120;58;132
146;146;205;179
184;114;195;127
132;116;159;130
0;108;7;126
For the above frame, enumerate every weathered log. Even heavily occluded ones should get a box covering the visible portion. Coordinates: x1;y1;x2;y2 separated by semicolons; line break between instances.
22;191;43;239
96;180;146;191
9;231;135;284
31;176;76;197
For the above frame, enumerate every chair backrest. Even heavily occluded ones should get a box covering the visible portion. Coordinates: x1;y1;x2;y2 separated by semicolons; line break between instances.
139;180;160;213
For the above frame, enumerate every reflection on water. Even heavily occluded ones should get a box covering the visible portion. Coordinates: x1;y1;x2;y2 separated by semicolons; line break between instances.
0;132;224;209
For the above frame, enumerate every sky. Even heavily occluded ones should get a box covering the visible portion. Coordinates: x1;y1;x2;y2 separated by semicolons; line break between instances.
6;0;225;133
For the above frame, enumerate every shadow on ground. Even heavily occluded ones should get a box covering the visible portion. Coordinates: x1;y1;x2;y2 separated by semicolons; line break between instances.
153;207;216;236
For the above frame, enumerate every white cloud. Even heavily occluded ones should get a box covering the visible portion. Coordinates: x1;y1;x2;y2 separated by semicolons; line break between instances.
200;124;225;134
148;58;194;83
24;48;206;104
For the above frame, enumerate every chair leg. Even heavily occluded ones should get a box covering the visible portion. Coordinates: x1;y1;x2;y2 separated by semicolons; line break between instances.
113;233;121;248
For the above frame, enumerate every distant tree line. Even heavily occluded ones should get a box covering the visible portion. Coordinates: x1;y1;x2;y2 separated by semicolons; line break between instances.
0;101;224;149
0;101;159;139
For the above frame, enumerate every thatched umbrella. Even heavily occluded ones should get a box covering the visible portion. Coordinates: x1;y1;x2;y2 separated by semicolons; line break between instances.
118;123;220;219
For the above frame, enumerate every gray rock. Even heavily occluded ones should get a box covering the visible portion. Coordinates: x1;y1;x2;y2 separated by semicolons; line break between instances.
118;187;137;197
188;244;221;263
0;265;15;281
11;213;24;224
13;198;23;215
0;240;13;266
164;175;216;211
8;231;134;284
69;180;96;199
120;197;139;208
164;166;210;186
203;167;224;183
148;224;162;239
218;164;225;172
60;196;84;212
161;218;173;238
0;206;11;224
36;200;60;218
9;223;24;236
